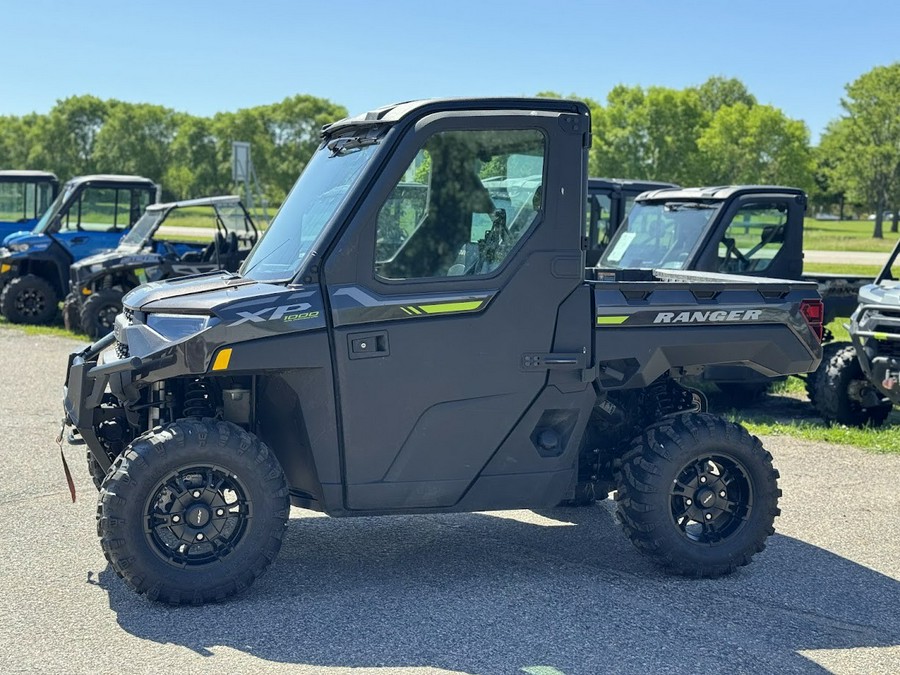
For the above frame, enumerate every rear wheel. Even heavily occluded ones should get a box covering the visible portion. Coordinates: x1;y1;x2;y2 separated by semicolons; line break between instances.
80;288;123;339
615;413;780;577
814;345;892;427
62;293;82;333
97;419;289;604
0;274;59;324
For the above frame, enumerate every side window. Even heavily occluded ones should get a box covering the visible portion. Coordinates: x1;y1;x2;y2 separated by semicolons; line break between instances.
0;182;25;221
62;188;118;232
717;202;788;273
585;193;613;248
374;128;545;281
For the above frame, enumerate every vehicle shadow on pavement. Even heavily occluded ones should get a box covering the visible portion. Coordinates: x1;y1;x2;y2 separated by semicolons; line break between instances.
96;504;900;674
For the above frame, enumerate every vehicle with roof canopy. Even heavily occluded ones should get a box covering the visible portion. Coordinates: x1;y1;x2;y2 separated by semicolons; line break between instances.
65;195;258;338
63;97;823;604
0;174;158;324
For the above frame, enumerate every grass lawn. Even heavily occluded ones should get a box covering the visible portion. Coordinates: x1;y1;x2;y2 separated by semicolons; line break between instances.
803;262;881;277
803;218;900;252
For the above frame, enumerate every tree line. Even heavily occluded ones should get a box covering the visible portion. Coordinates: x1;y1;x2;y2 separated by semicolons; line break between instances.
0;65;897;236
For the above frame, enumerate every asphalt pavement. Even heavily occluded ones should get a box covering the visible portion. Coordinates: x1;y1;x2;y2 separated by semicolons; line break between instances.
0;328;898;675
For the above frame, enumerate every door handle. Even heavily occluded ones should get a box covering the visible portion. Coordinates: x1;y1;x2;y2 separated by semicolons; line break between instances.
521;352;587;370
70;236;88;245
348;331;389;360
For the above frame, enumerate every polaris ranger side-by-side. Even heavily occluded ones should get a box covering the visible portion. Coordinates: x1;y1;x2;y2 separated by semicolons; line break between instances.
596;185;867;399
65;196;259;339
63;98;823;604
0;175;159;324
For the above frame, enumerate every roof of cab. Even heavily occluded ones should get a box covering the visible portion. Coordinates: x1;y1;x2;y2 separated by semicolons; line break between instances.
146;195;243;212
64;174;158;186
0;170;58;181
636;185;806;202
323;97;590;137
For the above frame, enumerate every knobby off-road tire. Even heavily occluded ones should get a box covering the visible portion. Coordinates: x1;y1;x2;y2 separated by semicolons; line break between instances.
814;345;892;428
97;419;290;605
62;293;82;333
0;274;58;324
80;288;123;340
805;341;850;405
615;412;780;578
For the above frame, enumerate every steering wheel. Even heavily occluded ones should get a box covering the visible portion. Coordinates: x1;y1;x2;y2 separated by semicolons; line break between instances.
721;237;750;272
159;241;179;259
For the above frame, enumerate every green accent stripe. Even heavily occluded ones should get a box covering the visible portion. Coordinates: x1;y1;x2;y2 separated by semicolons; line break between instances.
400;307;415;316
596;315;629;325
873;332;889;340
418;300;483;315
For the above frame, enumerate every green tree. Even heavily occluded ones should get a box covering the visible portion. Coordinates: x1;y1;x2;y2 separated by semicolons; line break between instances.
165;115;222;199
27;95;110;178
823;63;900;237
92;103;179;194
696;103;813;188
590;84;705;185
694;76;757;114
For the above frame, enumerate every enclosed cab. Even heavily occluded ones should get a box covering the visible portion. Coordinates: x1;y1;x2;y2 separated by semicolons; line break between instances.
0;175;158;324
63;98;822;605
584;178;677;265
0;170;59;241
66;195;258;338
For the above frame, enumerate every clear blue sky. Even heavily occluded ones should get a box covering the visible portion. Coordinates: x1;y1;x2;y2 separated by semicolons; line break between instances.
3;0;898;143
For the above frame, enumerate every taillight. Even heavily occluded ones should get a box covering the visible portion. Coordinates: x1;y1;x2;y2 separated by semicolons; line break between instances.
800;299;824;342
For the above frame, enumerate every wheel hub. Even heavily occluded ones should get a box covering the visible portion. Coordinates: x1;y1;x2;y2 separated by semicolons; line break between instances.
185;504;211;528
670;455;752;544
696;487;716;508
144;465;251;567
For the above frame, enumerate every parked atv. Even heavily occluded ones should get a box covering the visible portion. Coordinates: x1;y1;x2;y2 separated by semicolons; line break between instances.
66;196;258;338
0;175;158;324
814;239;900;427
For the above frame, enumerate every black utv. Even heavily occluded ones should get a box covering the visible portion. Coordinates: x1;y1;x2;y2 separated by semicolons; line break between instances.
814;238;900;427
65;196;258;338
63;98;823;605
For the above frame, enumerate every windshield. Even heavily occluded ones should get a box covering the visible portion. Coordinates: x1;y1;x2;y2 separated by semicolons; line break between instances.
599;201;718;269
241;134;381;282
32;181;78;234
119;210;165;249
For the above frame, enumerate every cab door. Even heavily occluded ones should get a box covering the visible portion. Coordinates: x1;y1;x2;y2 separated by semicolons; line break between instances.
324;107;594;511
56;186;152;259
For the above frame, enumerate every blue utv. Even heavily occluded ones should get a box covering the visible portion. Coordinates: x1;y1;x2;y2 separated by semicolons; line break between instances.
0;174;159;324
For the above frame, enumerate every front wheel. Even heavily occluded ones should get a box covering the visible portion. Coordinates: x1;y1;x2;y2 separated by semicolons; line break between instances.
97;419;290;604
80;288;123;339
615;413;780;577
814;345;892;427
0;274;59;324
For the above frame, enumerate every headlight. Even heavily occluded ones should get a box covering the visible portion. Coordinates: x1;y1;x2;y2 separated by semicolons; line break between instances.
146;313;219;341
9;243;30;252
